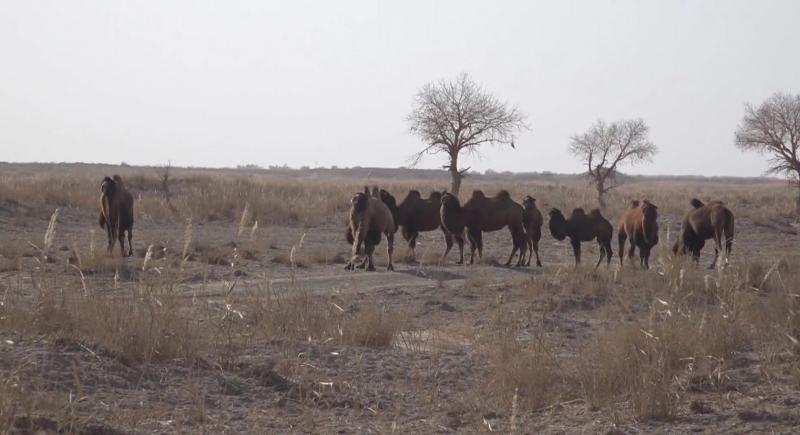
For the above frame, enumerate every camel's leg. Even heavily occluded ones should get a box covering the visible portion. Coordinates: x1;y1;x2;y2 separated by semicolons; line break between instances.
106;226;115;255
514;227;527;267
467;229;479;265
525;239;533;266
127;229;134;256
118;231;126;257
504;227;519;267
709;247;719;270
365;242;376;272
504;245;518;267
594;243;605;270
441;230;453;264
468;228;483;264
606;240;613;266
532;238;542;267
386;232;394;271
571;238;581;267
455;232;465;265
346;228;365;270
617;231;627;267
641;246;650;269
407;230;418;262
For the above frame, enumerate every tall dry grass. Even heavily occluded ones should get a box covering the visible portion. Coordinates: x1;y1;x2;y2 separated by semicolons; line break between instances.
0;168;794;229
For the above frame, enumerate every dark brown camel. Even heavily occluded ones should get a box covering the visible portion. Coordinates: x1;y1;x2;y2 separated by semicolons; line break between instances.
345;187;396;272
98;175;134;256
379;190;451;262
672;199;735;269
548;207;613;269
617;200;659;269
521;196;544;267
440;190;527;267
439;192;468;264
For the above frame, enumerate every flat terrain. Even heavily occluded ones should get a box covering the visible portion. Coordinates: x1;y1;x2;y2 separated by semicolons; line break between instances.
1;164;799;434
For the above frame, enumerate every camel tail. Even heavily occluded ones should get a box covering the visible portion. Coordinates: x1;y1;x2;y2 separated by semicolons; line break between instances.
724;210;735;255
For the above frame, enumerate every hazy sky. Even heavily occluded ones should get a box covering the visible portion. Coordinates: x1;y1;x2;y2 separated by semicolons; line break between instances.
2;1;799;176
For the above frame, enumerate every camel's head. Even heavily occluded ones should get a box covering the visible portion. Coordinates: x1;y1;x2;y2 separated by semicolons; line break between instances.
548;208;568;241
101;176;116;197
522;196;536;211
379;189;399;220
351;192;369;213
642;200;658;223
441;192;461;210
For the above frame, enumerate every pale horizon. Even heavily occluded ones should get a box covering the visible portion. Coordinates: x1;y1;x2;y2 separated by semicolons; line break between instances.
2;1;799;177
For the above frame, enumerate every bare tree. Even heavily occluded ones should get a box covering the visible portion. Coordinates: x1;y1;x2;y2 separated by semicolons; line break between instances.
406;73;528;195
569;119;657;210
735;92;800;215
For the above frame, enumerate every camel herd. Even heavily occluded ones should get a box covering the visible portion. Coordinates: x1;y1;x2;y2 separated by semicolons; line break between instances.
346;186;736;272
94;175;736;271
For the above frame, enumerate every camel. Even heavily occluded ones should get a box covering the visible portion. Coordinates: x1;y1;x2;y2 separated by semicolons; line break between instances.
521;196;544;267
548;207;613;269
98;175;135;256
618;200;659;269
440;190;527;267
672;199;735;268
345;187;396;272
439;192;468;264
379;190;451;262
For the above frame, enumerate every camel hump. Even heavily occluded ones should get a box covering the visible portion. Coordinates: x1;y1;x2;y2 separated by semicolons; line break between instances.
690;198;704;208
371;186;380;197
642;199;657;208
497;190;511;200
571;208;586;217
428;191;442;201
406;190;421;200
588;209;605;220
630;200;640;208
363;186;370;195
471;190;486;199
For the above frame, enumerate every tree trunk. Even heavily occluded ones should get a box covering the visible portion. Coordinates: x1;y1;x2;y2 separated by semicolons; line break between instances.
596;181;606;212
449;153;462;196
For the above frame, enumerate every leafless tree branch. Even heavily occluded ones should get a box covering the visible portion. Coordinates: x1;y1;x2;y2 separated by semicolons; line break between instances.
569;118;657;209
406;73;529;194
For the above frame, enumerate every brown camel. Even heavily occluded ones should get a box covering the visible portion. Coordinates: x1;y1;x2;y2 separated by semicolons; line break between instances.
548;207;613;269
98;175;135;256
617;200;659;269
379;190;451;262
345;187;396;272
672;199;734;269
440;190;527;267
521;196;544;267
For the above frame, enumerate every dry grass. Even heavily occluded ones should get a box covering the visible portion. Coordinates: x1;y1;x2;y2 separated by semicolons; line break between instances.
1;166;795;230
483;321;572;411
